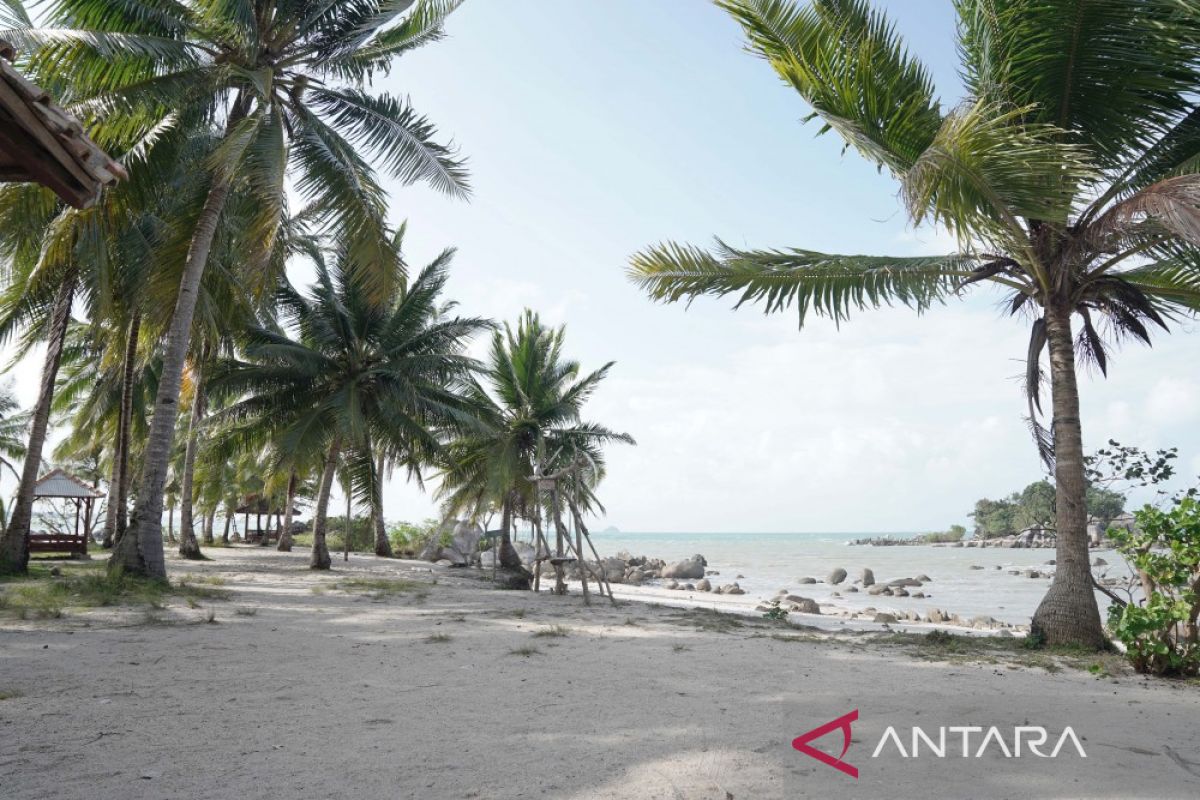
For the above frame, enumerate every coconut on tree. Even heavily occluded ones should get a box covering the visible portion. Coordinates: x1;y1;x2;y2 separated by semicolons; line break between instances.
629;0;1200;647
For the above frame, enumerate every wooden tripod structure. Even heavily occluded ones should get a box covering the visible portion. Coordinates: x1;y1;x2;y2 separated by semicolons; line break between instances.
530;459;616;606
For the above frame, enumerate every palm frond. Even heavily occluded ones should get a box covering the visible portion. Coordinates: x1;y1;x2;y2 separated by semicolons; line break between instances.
629;240;977;326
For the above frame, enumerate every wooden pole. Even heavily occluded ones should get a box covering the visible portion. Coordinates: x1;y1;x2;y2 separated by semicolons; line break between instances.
532;510;544;593
567;493;617;605
551;485;565;595
571;477;589;605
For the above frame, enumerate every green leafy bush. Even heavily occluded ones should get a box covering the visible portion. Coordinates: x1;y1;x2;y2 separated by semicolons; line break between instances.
1107;498;1200;677
917;525;966;543
388;518;440;557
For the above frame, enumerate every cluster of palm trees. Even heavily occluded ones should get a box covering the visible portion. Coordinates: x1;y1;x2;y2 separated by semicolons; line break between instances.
629;0;1200;648
0;0;631;580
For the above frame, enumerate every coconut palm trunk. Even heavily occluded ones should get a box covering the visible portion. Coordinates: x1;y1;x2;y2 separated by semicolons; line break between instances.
103;312;141;548
203;507;216;545
278;471;296;552
222;509;232;545
100;438;121;548
372;452;392;557
0;269;78;573
310;439;341;570
113;178;232;578
1031;305;1105;647
499;494;522;569
178;364;207;559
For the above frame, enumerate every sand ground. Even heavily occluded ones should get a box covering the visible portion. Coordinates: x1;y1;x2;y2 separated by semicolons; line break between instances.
2;546;1198;800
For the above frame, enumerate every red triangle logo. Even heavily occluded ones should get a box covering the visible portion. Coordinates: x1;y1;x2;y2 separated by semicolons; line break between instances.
792;709;859;779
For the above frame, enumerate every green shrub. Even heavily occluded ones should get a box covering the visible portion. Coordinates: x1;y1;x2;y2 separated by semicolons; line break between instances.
917;525;967;544
388;518;440;557
1107;497;1200;677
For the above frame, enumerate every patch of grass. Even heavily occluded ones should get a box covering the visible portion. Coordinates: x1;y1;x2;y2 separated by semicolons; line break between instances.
425;632;452;643
532;625;571;638
182;574;227;586
233;607;257;617
310;585;326;595
0;688;21;700
672;643;690;652
202;608;218;624
495;608;527;619
668;607;744;634
140;610;173;626
0;569;216;619
334;578;422;600
880;629;1126;675
508;645;542;657
623;617;639;626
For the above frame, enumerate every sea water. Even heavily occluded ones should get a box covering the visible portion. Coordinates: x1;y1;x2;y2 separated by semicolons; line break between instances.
586;531;1128;626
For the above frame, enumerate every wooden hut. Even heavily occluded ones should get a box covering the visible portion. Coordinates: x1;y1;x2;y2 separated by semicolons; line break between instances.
0;39;126;207
234;496;300;544
28;468;104;557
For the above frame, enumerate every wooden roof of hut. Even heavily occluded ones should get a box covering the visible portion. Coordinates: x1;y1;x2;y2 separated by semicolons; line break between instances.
234;495;300;516
0;39;126;208
33;468;104;499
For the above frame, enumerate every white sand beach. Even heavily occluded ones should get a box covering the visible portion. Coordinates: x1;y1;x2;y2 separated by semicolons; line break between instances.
3;547;1198;800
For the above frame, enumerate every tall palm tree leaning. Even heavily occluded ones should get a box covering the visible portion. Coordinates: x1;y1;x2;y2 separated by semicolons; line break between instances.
209;241;488;570
5;0;471;578
629;0;1200;648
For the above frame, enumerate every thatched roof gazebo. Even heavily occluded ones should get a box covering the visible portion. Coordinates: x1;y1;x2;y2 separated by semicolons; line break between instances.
29;468;104;556
0;39;126;207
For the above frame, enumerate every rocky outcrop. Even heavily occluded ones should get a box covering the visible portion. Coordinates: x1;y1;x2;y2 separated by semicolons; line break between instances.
827;568;847;585
860;568;875;587
662;554;707;580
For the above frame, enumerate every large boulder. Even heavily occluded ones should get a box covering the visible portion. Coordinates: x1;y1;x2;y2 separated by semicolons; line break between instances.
695;578;712;592
827;568;848;585
860;568;875;587
873;612;898;624
797;577;817;585
788;597;821;614
662;554;707;580
439;546;467;566
450;521;482;560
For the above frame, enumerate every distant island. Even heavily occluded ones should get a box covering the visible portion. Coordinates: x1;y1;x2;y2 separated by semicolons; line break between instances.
600;526;620;534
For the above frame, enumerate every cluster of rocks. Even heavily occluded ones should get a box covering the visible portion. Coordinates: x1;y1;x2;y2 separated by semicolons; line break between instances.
665;578;745;595
861;608;1022;633
863;574;932;598
941;532;1055;549
851;531;1060;549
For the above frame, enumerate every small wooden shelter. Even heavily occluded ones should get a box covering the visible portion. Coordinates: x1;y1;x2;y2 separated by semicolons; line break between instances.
235;495;299;544
0;39;126;207
29;468;104;556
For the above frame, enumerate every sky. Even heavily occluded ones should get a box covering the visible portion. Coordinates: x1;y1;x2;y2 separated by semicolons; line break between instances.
5;0;1200;533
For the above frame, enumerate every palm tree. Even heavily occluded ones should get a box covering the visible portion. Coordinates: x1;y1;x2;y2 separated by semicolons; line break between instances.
0;381;29;494
437;311;634;571
6;0;471;578
629;0;1200;647
209;242;487;569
